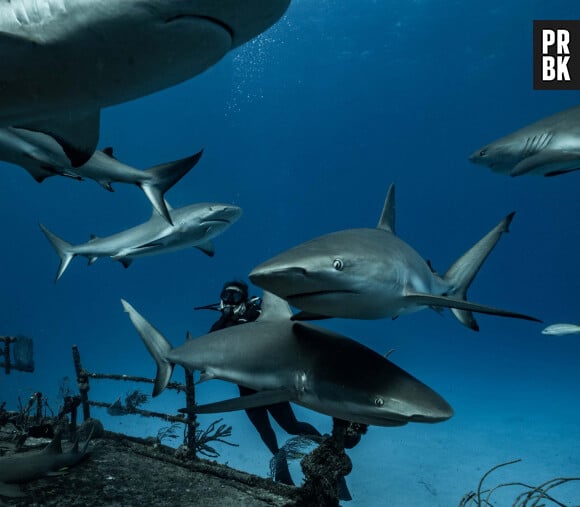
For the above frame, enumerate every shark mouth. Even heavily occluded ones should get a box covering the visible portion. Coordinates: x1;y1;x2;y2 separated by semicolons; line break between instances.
165;15;234;39
286;290;358;300
202;218;231;226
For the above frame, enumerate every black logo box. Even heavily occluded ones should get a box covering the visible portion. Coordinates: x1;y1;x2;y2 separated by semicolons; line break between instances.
533;20;580;90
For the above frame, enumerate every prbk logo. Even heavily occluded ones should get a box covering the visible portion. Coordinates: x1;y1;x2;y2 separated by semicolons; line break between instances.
534;20;580;90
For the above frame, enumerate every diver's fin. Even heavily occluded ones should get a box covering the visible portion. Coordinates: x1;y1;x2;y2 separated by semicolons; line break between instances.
377;183;396;234
403;292;541;329
338;476;353;502
195;240;215;257
180;389;294;414
17;110;101;167
291;311;332;321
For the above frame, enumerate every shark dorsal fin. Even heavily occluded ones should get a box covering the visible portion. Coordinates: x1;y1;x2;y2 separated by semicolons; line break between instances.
42;433;63;455
377;183;396;234
257;291;293;322
102;147;115;159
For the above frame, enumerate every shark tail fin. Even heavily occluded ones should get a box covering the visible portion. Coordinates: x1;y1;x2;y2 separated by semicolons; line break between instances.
140;149;204;225
442;212;515;330
39;224;76;283
121;299;174;397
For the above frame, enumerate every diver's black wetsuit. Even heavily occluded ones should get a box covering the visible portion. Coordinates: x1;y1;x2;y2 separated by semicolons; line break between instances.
209;299;321;485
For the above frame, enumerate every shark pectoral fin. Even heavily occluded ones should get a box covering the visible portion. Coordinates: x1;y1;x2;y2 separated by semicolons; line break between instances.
25;166;56;183
17;110;101;167
544;167;580;177
404;292;542;327
291;311;332;321
510;151;579;177
0;30;40;47
97;180;114;192
180;389;295;414
133;239;165;249
197;371;216;384
195;241;215;257
118;258;133;269
0;482;26;498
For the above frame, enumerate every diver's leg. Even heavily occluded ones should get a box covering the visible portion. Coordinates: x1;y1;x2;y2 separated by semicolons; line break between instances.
244;406;279;455
268;402;321;437
238;387;294;485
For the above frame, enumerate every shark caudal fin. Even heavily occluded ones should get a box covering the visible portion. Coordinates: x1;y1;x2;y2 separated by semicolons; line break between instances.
440;212;539;330
140;150;204;225
39;224;76;283
121;299;174;397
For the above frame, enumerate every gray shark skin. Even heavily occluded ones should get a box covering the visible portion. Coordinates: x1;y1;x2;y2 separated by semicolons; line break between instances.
121;293;453;427
41;202;242;281
0;127;202;224
0;0;290;165
0;432;91;498
469;105;580;177
249;185;541;331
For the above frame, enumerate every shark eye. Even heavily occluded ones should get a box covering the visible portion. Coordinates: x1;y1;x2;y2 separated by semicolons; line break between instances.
374;397;384;407
333;258;344;271
479;149;487;157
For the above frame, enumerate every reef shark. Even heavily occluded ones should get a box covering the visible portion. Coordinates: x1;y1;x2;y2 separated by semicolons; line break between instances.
469;105;580;177
41;202;242;281
122;293;453;426
0;127;202;224
0;432;91;498
249;184;541;330
0;0;290;166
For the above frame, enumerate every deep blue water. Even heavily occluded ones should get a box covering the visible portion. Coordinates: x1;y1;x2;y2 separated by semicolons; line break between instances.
1;1;579;505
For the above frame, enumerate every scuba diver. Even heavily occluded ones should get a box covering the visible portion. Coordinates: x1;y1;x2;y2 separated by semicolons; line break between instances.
195;280;322;486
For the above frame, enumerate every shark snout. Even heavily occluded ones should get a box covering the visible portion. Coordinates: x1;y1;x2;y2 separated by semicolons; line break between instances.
469;148;484;163
206;205;242;224
409;395;454;423
249;265;307;296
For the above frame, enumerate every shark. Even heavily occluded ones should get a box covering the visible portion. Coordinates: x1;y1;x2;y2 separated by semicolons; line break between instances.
0;432;91;498
121;293;453;427
469;105;580;177
0;0;290;166
249;184;541;330
41;202;242;281
0;126;202;224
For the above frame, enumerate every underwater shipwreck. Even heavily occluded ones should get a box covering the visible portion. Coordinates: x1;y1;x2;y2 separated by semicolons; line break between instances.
1;340;578;506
